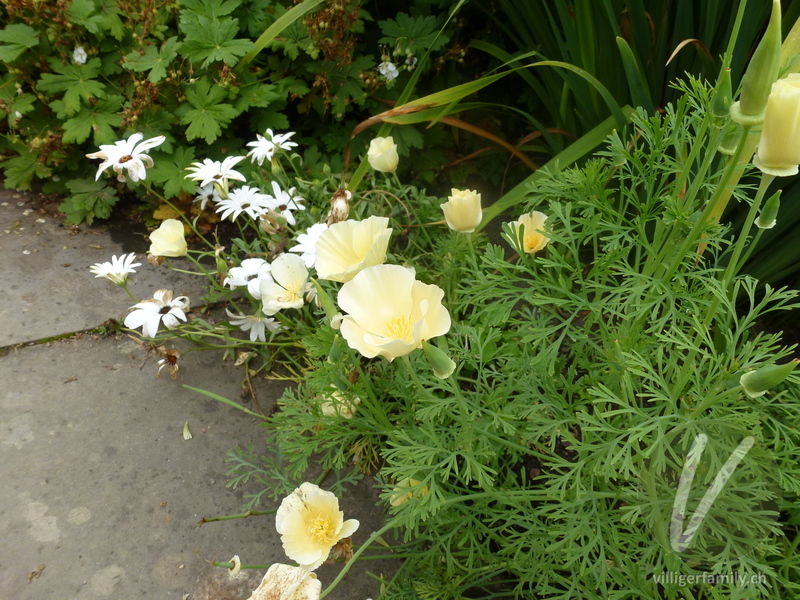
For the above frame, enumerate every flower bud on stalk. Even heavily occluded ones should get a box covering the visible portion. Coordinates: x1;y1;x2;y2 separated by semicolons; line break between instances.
712;68;733;120
422;340;456;379
756;190;781;229
740;359;799;398
730;0;782;126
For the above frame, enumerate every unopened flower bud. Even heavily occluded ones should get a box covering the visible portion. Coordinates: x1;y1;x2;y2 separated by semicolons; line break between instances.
730;0;782;126
740;359;799;398
712;68;733;120
718;123;743;155
422;340;456;379
756;190;781;229
311;278;338;322
327;189;351;225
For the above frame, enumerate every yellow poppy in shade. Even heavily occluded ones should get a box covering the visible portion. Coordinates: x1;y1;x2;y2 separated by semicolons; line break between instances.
513;211;549;254
441;188;482;233
148;219;188;257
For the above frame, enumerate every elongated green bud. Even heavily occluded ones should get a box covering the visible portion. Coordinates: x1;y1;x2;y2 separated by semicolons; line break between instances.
730;0;782;125
718;123;743;155
756;190;781;229
713;68;733;119
740;358;799;398
311;278;338;321
422;340;456;379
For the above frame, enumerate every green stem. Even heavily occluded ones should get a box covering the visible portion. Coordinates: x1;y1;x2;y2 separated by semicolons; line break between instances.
319;520;397;599
721;173;775;291
199;509;275;525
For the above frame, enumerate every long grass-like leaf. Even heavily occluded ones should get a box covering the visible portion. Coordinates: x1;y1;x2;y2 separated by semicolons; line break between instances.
616;37;655;113
184;385;265;419
479;107;635;229
235;0;324;71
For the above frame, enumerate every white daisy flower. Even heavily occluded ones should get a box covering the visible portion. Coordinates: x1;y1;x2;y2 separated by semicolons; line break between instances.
89;253;141;285
246;129;298;165
124;289;190;339
225;309;282;342
193;183;222;210
86;133;166;183
260;253;311;315
378;61;399;81
215;185;274;221
223;258;271;298
268;181;306;226
289;222;328;268
184;156;246;188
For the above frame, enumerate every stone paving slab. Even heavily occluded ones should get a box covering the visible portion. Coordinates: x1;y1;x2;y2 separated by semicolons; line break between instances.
0;191;208;347
0;335;391;600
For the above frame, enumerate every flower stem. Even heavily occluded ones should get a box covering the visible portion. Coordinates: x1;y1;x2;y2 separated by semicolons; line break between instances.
319;520;397;599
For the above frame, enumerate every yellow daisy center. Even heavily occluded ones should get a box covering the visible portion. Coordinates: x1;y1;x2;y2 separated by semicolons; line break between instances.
308;513;337;545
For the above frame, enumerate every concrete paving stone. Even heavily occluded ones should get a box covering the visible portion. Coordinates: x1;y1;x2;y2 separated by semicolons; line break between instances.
0;189;210;347
0;185;395;599
0;335;393;600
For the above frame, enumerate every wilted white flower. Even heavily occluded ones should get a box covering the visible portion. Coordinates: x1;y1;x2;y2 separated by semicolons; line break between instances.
319;385;361;419
275;482;359;571
86;133;166;183
378;61;399;81
89;253;141;285
225;309;281;342
194;183;222;210
216;185;274;221
224;258;272;298
246;129;299;165
184;156;246;188
260;253;311;315
73;46;88;64
289;223;328;268
267;181;306;226
124;289;190;338
246;564;320;600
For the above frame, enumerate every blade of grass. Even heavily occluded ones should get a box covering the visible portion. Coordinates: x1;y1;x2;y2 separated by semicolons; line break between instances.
235;0;325;71
184;385;265;419
478;107;635;229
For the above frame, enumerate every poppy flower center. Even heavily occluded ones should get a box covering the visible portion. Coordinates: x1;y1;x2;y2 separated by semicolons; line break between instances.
159;306;172;315
307;513;337;545
384;315;412;340
119;155;132;163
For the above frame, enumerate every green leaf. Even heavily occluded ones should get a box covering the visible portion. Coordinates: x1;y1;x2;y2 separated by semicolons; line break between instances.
177;80;240;144
180;16;253;67
236;0;324;70
93;0;126;40
180;0;241;20
148;146;198;199
60;178;119;225
36;58;107;116
123;37;180;83
0;24;40;62
62;95;124;144
379;13;449;54
234;82;280;112
2;152;52;191
68;0;106;35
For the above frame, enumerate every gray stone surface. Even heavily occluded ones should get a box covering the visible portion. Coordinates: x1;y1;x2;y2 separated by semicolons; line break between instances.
0;192;208;346
0;189;394;600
